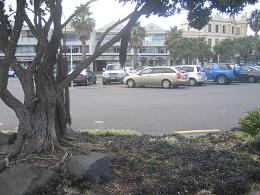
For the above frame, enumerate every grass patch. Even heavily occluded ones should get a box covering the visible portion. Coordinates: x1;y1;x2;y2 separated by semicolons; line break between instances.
80;128;142;136
231;131;255;144
160;136;179;145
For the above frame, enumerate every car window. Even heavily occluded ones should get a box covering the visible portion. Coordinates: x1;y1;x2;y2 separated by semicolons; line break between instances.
175;67;185;73
106;65;121;70
140;68;152;75
219;64;232;70
152;68;165;74
163;68;175;73
182;67;194;72
241;66;249;71
197;67;204;72
203;63;213;70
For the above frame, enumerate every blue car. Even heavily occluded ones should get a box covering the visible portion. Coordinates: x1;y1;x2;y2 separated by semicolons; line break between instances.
203;63;234;84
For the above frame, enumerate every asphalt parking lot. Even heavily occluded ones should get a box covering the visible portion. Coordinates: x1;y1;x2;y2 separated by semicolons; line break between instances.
1;78;260;135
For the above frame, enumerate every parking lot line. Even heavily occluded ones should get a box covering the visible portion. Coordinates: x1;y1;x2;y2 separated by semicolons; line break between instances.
176;129;220;134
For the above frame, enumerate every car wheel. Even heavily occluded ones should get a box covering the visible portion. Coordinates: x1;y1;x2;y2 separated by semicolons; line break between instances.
216;75;227;85
161;79;171;89
85;80;89;86
93;80;96;84
127;79;135;88
248;76;256;83
189;78;197;86
102;81;107;85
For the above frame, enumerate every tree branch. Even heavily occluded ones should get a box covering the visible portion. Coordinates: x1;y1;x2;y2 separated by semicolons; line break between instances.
58;8;143;89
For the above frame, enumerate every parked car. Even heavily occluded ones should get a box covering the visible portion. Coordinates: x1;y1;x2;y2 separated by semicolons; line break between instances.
235;66;260;83
69;69;97;86
124;66;135;75
175;65;207;86
8;68;15;77
203;63;234;84
123;66;188;88
102;64;125;85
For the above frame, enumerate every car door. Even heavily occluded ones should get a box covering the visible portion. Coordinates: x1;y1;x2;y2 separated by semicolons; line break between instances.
203;63;214;80
135;68;153;86
238;66;249;81
150;68;165;86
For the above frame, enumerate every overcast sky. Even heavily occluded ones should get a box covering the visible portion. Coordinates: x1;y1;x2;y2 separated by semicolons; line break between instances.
62;0;260;33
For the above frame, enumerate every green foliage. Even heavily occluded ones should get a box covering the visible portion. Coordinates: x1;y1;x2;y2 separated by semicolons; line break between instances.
119;0;258;30
239;108;260;136
161;136;179;145
213;36;256;63
213;38;236;63
167;37;212;64
232;131;255;144
80;128;142;136
248;9;260;37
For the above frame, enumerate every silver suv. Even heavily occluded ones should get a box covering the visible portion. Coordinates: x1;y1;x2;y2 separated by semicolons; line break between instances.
102;64;125;85
176;65;207;86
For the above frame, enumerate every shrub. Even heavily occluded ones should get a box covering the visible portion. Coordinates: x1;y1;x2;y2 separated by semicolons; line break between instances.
239;108;260;136
232;131;254;144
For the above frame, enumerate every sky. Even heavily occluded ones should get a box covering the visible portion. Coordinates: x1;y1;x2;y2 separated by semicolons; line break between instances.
62;0;260;33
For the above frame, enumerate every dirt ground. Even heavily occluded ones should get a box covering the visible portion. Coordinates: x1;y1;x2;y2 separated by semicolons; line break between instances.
1;131;260;195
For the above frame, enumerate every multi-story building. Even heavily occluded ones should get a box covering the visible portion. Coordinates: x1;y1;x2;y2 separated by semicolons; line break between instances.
180;13;247;48
0;14;248;69
94;22;170;71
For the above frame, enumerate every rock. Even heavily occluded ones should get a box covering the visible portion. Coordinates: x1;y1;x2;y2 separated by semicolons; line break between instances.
66;152;111;182
0;164;57;195
255;133;260;150
0;132;17;145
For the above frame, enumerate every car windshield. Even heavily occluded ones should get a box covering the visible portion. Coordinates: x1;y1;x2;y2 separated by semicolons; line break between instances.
107;65;121;70
175;67;185;73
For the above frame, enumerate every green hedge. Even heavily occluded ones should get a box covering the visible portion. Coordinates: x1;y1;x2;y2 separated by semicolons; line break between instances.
239;108;260;136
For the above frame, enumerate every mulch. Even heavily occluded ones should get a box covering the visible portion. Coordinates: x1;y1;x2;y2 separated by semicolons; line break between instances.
1;132;260;195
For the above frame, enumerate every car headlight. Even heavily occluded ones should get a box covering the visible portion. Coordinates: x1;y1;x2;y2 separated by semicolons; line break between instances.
118;73;124;77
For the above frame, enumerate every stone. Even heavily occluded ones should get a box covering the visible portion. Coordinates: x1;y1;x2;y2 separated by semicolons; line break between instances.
255;133;260;151
0;164;57;195
0;132;17;145
66;152;111;182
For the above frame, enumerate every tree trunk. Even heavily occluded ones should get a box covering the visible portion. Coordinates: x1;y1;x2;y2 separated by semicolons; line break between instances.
15;72;69;154
82;38;87;61
134;48;138;69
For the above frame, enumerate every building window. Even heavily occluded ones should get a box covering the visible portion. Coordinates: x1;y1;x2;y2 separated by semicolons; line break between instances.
215;39;219;45
235;27;240;35
232;26;234;34
215;25;219;33
208;39;212;47
222;25;226;33
208;24;212;32
22;32;26;37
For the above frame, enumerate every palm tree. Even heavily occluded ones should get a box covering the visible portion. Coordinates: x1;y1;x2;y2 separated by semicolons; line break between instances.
165;26;183;46
71;4;95;61
129;22;146;68
165;26;183;65
248;9;260;38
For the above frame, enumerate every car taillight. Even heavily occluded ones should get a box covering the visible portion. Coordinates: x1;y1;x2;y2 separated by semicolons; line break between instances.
176;72;181;79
